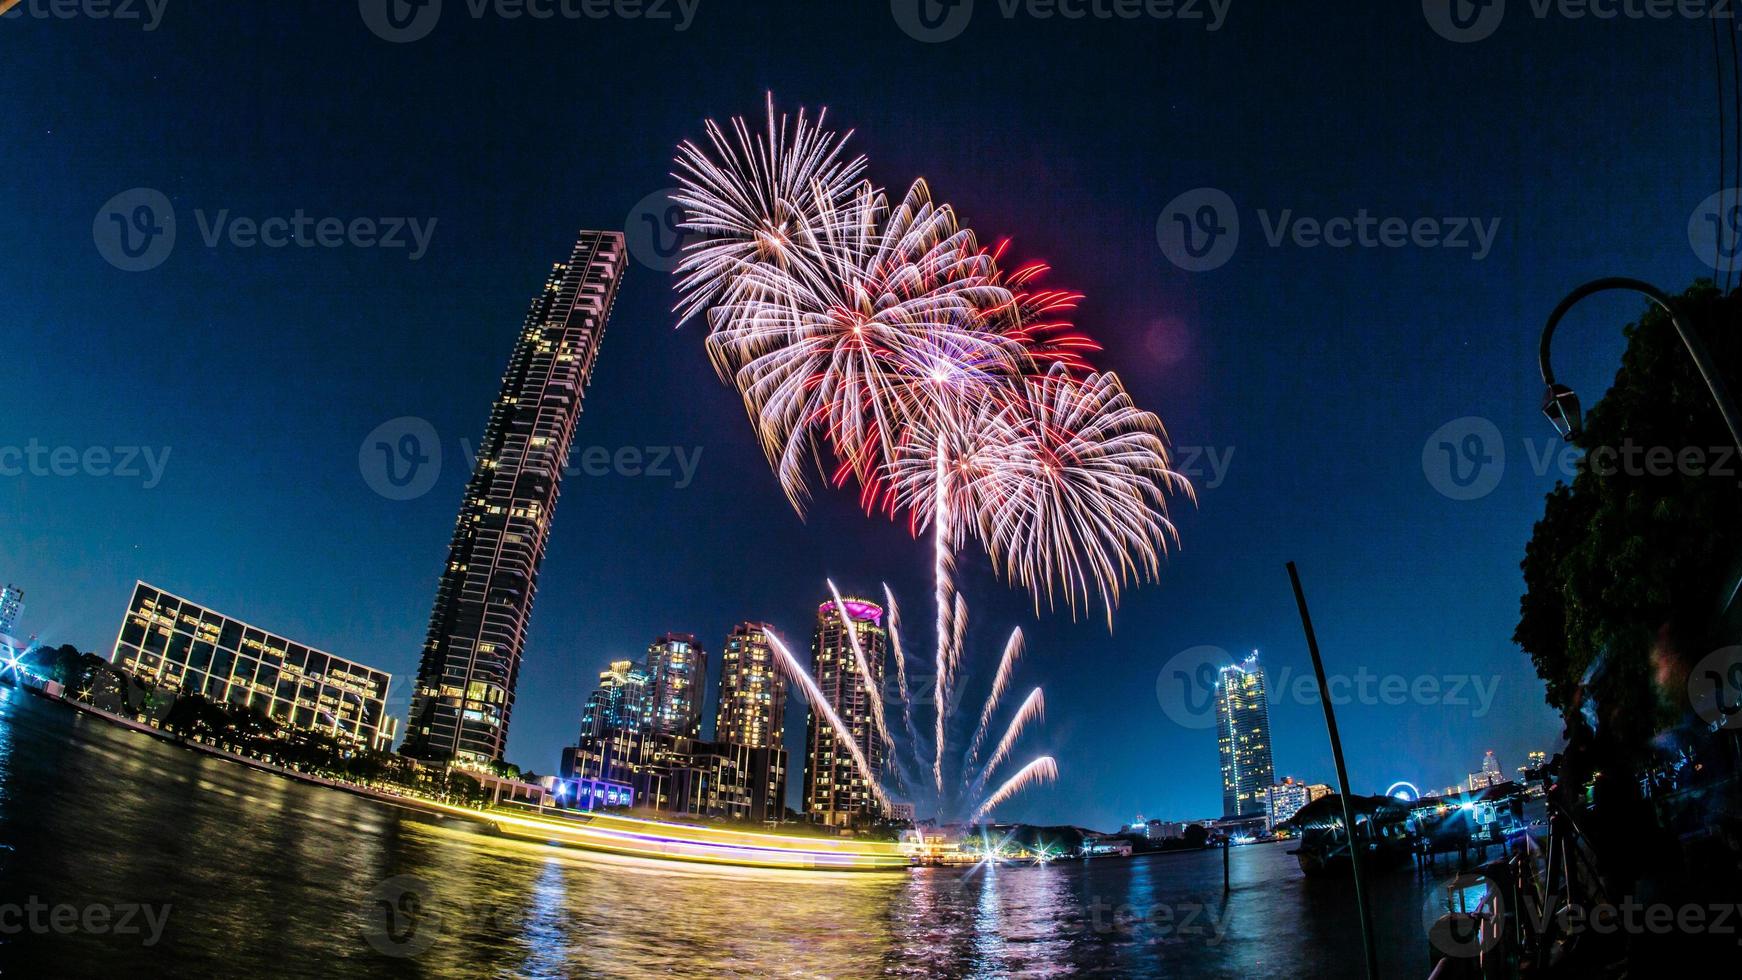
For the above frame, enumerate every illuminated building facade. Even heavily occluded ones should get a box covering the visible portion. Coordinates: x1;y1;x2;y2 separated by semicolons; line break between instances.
1265;777;1331;831
1468;749;1504;790
1216;652;1275;818
646;632;706;737
111;582;396;750
803;596;888;828
715;623;785;747
0;584;22;634
580;659;651;738
403;231;628;766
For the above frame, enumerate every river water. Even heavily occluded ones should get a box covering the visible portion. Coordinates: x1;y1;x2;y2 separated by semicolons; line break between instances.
0;686;1461;978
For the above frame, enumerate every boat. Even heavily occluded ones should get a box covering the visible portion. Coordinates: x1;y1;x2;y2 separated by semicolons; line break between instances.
1282;794;1415;877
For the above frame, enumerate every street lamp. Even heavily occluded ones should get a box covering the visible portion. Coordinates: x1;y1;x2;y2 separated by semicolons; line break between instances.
1538;277;1742;453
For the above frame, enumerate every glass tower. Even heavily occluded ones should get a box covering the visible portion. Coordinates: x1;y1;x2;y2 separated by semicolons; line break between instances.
402;231;627;765
803;597;887;828
1216;652;1275;818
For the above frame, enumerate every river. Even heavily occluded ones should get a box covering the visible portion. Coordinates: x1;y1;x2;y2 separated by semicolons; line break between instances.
0;686;1461;978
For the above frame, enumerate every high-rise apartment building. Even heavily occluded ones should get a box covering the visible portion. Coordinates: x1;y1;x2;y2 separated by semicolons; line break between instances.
646;633;706;738
715;623;785;747
804;597;888;828
0;584;22;635
1216;652;1275;818
579;659;651;739
402;231;627;765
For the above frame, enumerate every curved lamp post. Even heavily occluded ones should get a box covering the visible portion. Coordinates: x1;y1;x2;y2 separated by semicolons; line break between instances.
1538;277;1742;453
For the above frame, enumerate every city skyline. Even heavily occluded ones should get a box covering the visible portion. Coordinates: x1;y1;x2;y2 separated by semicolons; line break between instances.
6;3;1680;829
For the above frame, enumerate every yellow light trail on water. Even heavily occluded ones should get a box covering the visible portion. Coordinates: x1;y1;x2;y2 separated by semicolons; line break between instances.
418;799;913;873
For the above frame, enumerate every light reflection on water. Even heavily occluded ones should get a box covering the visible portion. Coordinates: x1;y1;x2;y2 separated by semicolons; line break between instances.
0;691;1450;978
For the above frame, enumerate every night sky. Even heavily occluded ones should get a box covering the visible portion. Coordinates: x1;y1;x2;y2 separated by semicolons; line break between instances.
1;2;1718;829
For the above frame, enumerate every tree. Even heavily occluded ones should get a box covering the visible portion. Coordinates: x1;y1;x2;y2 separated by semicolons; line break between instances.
1515;281;1742;774
1183;823;1209;848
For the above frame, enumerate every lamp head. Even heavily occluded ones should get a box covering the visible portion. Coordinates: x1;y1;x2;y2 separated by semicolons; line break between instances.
1542;384;1582;442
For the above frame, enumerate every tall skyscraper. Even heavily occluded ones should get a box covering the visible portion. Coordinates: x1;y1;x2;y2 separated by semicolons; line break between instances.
0;584;22;635
1216;652;1275;818
804;597;888;828
646;633;706;737
715;623;785;747
402;231;628;765
579;659;651;739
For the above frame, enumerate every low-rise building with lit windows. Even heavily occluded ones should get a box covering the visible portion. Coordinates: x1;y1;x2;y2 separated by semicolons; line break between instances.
110;581;397;750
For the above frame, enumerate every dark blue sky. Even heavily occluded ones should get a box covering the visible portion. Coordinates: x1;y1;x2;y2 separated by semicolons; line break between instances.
0;2;1719;829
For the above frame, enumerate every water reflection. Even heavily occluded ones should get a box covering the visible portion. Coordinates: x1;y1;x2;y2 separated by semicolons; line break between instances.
0;692;1449;978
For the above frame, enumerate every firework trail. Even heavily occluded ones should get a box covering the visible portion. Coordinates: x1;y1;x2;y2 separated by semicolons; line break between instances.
971;757;1059;825
931;435;953;796
764;629;893;814
827;578;896;761
883;584;926;760
975;687;1046;794
964;627;1024;771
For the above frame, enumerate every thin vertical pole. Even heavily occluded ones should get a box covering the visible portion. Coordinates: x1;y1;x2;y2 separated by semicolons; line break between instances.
1223;837;1231;893
1287;561;1379;980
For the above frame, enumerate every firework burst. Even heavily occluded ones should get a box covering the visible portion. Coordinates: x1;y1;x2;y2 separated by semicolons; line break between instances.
674;97;1192;825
